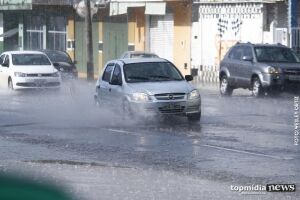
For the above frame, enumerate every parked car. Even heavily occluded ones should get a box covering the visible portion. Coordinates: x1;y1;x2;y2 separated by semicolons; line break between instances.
41;50;78;79
0;51;61;90
219;43;300;97
94;58;201;121
120;51;159;59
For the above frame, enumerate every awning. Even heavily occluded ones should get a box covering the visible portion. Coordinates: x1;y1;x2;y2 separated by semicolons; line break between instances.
0;28;19;38
109;1;166;16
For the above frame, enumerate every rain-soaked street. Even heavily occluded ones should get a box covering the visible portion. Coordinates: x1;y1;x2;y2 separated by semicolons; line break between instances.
0;80;299;200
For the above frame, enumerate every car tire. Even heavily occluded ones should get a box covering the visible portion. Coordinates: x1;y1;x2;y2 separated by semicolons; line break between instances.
8;78;14;90
187;112;201;122
220;75;233;96
252;77;264;97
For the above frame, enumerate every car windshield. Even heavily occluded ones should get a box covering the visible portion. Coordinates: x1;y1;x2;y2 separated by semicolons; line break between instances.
254;47;300;63
44;51;72;63
12;54;51;65
124;62;183;83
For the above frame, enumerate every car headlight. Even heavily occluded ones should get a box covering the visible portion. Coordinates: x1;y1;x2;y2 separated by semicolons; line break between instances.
267;67;281;74
131;93;151;102
52;72;60;77
188;89;200;100
14;72;27;77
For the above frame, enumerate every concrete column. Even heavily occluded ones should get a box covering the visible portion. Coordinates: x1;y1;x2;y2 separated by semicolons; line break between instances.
18;14;24;50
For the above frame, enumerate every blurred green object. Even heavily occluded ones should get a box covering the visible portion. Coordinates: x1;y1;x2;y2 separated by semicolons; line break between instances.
0;173;73;200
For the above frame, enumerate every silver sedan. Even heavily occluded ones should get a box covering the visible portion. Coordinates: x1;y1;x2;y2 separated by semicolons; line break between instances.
94;58;201;121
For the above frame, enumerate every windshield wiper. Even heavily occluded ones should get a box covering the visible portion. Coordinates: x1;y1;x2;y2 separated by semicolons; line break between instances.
150;75;183;81
127;76;149;81
149;75;172;80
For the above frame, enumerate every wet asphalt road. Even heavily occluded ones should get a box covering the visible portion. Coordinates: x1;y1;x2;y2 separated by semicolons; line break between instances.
0;80;299;199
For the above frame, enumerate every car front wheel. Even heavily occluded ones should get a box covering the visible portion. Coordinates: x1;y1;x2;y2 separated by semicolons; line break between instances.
8;78;13;90
187;112;201;122
220;75;233;96
252;77;264;97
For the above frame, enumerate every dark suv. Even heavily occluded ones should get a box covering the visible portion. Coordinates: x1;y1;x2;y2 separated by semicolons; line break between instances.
219;43;300;96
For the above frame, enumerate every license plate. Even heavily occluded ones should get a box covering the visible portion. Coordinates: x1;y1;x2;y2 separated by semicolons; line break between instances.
34;79;46;84
288;75;300;81
162;103;181;110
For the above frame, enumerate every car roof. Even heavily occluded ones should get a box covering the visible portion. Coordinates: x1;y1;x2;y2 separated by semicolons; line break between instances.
40;49;67;54
124;51;156;54
3;50;46;55
234;42;289;48
116;58;168;64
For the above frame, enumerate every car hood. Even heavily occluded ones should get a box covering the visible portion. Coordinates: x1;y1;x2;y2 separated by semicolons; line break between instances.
262;62;300;69
13;65;57;74
127;81;194;95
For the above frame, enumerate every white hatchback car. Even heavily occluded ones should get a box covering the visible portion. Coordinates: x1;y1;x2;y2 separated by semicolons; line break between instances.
0;51;61;90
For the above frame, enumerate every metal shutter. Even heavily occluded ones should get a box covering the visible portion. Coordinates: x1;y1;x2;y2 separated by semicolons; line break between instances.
149;14;174;61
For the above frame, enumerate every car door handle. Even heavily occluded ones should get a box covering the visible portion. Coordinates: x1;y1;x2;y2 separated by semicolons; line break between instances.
109;88;111;92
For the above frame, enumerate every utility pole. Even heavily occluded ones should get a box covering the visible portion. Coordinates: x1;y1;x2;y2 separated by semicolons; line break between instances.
85;0;94;81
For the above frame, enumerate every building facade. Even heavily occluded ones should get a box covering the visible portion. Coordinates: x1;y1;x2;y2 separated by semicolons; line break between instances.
191;0;292;83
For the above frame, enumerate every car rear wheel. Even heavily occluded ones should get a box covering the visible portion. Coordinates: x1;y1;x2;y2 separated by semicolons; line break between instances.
252;77;264;97
220;75;233;96
187;112;201;122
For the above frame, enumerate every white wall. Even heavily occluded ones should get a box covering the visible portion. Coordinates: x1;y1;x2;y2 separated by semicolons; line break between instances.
191;3;264;67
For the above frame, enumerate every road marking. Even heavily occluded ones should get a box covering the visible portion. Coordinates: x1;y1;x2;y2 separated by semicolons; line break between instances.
202;144;294;160
105;128;140;135
104;128;294;161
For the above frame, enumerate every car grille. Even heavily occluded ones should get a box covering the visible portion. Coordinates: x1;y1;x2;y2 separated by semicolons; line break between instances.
26;73;54;77
155;93;185;100
158;106;185;114
284;69;300;76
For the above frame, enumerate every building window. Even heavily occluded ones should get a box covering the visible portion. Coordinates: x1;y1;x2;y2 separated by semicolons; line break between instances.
48;16;67;51
25;16;44;50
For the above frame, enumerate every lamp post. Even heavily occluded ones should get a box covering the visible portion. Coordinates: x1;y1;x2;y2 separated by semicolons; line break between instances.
74;0;109;80
85;0;94;81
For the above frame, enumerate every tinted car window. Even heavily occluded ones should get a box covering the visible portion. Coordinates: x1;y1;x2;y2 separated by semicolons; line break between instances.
124;62;183;83
44;51;72;63
4;55;10;66
255;47;300;63
111;64;122;83
102;64;114;82
242;46;253;58
0;54;6;64
12;54;51;65
228;46;243;60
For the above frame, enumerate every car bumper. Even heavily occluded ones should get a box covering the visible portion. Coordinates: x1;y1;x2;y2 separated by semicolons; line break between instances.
127;98;201;117
260;73;300;91
13;77;61;89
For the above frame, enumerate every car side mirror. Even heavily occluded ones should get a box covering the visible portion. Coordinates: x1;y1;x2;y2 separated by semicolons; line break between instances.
185;75;193;82
53;63;60;68
110;77;122;86
73;60;77;65
242;56;253;62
